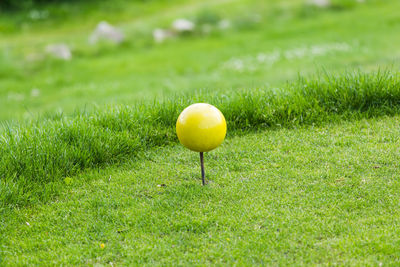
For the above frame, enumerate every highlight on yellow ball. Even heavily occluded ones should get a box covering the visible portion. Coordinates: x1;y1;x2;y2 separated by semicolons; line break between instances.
176;103;227;185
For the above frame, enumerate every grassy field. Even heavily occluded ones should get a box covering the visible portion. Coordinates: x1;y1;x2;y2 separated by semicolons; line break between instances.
2;116;400;265
1;0;400;121
2;0;400;265
1;71;400;210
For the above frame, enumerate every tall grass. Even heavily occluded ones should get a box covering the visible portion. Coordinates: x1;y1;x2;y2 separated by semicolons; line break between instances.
1;71;400;210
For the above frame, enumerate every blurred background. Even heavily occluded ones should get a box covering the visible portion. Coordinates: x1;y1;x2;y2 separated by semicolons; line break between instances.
0;0;398;122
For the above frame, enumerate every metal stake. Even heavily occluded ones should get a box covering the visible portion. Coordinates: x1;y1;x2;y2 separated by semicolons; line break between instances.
200;152;206;185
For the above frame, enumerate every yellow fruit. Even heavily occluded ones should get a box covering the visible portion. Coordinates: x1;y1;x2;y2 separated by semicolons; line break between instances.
176;103;227;152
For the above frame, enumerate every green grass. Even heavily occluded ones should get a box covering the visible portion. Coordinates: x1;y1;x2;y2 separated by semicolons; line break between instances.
2;115;400;265
1;71;400;211
2;0;400;264
1;0;400;121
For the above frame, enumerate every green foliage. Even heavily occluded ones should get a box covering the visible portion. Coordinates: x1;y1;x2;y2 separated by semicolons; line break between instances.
298;0;360;18
330;0;361;9
1;0;76;10
1;71;400;209
195;9;221;25
0;0;148;10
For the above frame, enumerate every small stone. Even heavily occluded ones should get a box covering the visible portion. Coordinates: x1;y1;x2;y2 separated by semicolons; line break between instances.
172;18;195;32
153;28;174;43
89;21;124;45
309;0;331;8
45;44;72;60
218;19;231;30
29;9;49;20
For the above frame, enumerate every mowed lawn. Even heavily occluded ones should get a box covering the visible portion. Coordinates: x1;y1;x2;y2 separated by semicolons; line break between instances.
2;0;400;265
1;0;400;121
2;116;400;265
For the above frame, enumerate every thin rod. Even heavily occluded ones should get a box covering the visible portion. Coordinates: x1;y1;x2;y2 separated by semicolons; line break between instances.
200;152;205;186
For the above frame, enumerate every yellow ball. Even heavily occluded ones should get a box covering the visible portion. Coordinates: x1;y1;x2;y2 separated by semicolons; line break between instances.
176;103;227;152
